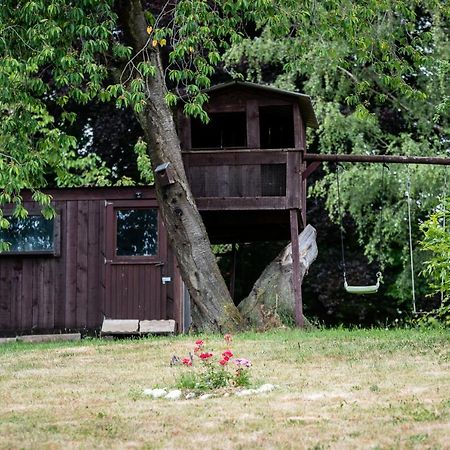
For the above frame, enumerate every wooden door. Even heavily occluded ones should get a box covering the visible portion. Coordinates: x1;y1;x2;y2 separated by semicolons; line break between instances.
104;200;168;320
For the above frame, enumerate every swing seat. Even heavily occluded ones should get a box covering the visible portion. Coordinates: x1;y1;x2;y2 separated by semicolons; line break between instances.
344;273;382;295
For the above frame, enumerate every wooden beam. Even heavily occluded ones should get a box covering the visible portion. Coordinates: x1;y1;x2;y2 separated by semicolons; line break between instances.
289;209;304;328
195;197;287;211
304;153;450;165
302;161;322;180
182;150;288;166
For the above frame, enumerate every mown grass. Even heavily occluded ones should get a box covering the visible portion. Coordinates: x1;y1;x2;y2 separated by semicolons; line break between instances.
0;328;449;449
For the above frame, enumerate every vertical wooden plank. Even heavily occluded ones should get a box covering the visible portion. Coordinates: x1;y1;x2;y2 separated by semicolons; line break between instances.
246;99;260;148
13;260;23;331
156;265;161;319
99;201;107;324
159;211;167;319
135;266;141;318
38;261;45;329
301;158;307;227
189;166;206;197
32;262;41;330
87;201;100;328
65;201;78;329
293;103;305;150
21;259;33;331
216;166;230;197
241;165;261;196
42;261;54;330
128;265;133;319
153;267;158;319
0;262;9;331
76;201;89;329
290;209;304;328
229;166;242;197
54;202;67;330
286;152;302;208
204;166;219;197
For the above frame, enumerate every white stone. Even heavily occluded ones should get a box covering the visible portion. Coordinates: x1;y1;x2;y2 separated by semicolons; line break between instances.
139;320;176;334
101;319;139;334
143;388;167;398
257;384;276;393
165;390;182;400
199;394;212;400
235;389;256;397
185;392;196;400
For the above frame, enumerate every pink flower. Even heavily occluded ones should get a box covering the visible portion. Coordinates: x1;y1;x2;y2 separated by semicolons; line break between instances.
195;339;204;346
199;352;213;360
222;350;233;359
233;358;251;368
219;359;228;366
182;357;192;366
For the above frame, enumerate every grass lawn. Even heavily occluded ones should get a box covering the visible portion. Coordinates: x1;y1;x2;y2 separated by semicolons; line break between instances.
0;328;449;449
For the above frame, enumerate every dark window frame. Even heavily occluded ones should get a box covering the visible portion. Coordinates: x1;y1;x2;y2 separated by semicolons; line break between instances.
0;207;61;257
113;205;160;262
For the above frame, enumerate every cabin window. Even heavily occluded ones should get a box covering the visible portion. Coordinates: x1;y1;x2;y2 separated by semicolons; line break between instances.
0;215;56;254
116;208;158;256
191;112;247;149
259;105;294;149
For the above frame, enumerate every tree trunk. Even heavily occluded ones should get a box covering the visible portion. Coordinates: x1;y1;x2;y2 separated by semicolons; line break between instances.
117;0;242;332
238;225;318;328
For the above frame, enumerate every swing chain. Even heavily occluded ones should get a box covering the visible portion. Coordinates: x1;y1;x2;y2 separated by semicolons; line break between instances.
335;163;347;282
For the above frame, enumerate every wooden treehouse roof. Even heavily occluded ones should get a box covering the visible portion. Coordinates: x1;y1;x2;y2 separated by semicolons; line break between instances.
186;81;319;129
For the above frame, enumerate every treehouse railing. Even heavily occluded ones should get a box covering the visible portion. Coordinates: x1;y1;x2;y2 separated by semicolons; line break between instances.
182;149;303;211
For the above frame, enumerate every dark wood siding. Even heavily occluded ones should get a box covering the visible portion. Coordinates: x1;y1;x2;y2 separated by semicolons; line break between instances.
0;189;182;335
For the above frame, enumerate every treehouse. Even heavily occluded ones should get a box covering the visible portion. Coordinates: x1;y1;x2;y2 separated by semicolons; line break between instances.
177;81;318;242
0;82;319;336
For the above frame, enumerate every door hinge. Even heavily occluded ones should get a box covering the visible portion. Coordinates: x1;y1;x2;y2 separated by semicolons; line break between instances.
104;257;113;264
105;200;113;207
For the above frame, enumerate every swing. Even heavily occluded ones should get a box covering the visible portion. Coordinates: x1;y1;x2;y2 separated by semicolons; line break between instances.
344;272;382;294
336;163;385;295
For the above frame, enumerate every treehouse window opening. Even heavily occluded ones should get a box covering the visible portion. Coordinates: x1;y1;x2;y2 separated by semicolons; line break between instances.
259;105;294;149
191;112;247;149
115;208;158;257
0;215;56;254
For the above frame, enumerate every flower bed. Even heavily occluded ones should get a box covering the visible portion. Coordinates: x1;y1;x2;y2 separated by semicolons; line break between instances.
176;334;252;391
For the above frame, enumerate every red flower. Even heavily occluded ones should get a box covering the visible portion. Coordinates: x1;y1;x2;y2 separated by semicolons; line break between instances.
182;358;192;366
199;352;213;360
222;350;233;359
194;346;201;353
219;359;228;366
195;339;204;346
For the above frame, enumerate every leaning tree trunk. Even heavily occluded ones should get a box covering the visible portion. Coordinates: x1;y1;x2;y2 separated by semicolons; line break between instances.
117;0;242;332
238;225;318;328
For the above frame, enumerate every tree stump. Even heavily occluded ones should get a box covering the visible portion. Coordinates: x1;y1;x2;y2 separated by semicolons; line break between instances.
238;225;318;328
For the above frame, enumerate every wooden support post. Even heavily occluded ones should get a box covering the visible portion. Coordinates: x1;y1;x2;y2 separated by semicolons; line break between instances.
229;243;237;300
290;209;304;328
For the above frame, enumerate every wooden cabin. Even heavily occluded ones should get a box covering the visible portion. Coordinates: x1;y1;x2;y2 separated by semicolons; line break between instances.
0;187;186;336
178;81;318;242
0;81;318;336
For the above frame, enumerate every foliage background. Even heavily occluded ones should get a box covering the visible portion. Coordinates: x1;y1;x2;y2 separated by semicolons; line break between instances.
0;0;449;324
